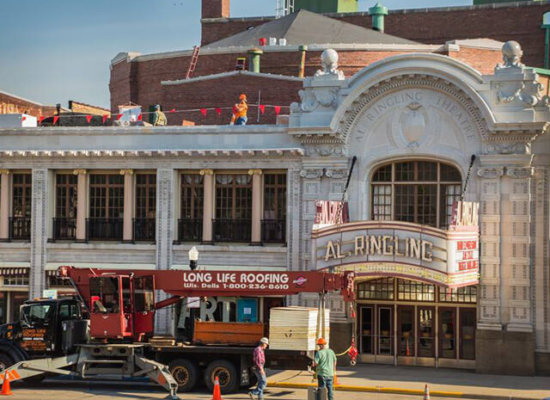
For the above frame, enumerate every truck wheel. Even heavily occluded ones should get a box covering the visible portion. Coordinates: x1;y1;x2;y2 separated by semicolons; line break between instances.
204;359;238;394
0;353;13;370
169;358;198;392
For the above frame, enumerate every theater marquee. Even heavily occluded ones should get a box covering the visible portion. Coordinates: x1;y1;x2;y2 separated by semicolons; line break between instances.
311;202;479;288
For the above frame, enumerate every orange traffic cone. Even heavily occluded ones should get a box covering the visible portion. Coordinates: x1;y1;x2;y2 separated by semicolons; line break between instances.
211;376;223;400
1;373;12;396
423;384;430;400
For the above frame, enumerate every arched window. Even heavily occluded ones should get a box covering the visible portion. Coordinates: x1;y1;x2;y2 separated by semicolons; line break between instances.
371;161;461;229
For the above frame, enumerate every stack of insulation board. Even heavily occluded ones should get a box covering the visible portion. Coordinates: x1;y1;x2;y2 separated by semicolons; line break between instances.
268;307;330;351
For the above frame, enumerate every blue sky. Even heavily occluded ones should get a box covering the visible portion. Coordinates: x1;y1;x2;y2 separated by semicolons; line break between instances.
0;0;471;109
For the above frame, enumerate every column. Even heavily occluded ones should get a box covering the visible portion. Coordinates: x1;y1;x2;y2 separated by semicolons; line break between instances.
200;169;214;244
73;169;87;242
155;169;175;334
249;169;262;245
0;170;10;240
29;169;49;299
121;169;134;242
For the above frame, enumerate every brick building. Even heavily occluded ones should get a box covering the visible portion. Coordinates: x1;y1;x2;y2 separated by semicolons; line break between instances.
109;0;550;126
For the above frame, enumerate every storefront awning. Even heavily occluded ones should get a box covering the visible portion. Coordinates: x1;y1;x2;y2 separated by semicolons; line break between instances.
45;263;156;272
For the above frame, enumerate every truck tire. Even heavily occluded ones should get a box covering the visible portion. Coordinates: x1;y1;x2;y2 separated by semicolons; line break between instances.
169;358;198;392
0;352;13;370
204;359;239;394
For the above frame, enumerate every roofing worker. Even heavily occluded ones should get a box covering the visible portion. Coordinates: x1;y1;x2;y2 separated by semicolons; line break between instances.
313;337;337;400
152;104;167;126
230;93;248;125
249;337;269;400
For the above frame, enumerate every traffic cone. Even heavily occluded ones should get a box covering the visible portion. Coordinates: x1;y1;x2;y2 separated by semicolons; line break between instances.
211;376;223;400
423;384;430;400
1;373;12;396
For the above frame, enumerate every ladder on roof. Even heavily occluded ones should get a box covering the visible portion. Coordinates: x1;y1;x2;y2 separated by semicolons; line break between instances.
185;46;201;79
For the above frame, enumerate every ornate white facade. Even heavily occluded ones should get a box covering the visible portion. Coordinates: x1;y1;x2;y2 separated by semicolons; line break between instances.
0;44;548;374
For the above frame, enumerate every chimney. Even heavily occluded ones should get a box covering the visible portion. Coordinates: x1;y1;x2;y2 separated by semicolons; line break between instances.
369;2;388;33
248;48;263;73
202;0;230;19
298;45;308;78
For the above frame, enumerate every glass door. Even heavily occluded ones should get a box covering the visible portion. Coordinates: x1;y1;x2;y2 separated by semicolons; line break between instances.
460;308;476;360
359;306;374;354
397;306;414;357
417;307;434;357
439;307;456;359
378;306;393;355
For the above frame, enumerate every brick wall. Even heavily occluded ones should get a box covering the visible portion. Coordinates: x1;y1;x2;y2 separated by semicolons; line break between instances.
201;3;550;67
161;74;302;125
202;0;230;19
0;92;56;118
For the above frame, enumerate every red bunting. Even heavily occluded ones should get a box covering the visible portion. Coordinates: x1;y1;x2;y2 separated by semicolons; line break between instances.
102;115;108;124
117;113;122;120
21;116;26;122
138;114;142;121
215;108;222;116
38;116;45;124
274;106;281;115
200;108;207;116
170;108;176;113
259;105;265;114
85;115;93;124
53;116;59;125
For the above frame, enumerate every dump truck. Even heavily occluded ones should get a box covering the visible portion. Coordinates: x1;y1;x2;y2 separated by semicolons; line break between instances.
0;267;354;399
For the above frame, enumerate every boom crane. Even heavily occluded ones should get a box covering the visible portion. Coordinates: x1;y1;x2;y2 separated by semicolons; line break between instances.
0;267;354;398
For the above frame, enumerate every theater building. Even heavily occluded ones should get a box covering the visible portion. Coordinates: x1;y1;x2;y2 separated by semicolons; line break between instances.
0;43;548;375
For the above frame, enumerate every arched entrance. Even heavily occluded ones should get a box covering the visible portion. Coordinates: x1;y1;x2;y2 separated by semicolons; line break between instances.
356;277;476;368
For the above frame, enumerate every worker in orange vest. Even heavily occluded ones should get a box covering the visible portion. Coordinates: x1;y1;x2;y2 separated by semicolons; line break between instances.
230;93;248;125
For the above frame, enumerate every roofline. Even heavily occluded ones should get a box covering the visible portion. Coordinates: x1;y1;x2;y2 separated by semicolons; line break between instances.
201;0;550;23
161;70;304;85
114;43;445;64
0;89;46;107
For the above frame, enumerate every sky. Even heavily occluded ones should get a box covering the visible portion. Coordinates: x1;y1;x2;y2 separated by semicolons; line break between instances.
0;0;472;109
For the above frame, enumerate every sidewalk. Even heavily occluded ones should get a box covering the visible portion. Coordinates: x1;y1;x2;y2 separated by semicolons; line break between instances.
266;364;550;400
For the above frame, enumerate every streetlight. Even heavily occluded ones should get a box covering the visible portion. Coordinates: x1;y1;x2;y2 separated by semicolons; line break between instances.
189;246;199;270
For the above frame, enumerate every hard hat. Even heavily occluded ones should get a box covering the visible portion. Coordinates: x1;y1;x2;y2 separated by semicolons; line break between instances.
260;337;269;345
239;93;247;101
317;338;327;345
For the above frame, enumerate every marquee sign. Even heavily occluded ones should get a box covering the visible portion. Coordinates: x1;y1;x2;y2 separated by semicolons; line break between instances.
311;202;479;288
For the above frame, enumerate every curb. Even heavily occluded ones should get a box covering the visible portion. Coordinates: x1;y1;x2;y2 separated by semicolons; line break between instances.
266;381;544;400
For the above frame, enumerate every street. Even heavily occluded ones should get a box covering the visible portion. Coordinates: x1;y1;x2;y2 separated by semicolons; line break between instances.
8;380;477;400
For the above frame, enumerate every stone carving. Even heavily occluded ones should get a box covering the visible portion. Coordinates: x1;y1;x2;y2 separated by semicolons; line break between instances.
315;49;345;80
324;169;348;179
495;41;549;108
483;142;531;155
506;167;534;179
304;145;346;157
290;49;345;114
400;102;426;147
477;167;504;179
299;168;324;179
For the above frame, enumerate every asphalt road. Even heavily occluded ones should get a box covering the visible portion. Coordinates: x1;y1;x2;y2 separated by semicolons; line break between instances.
7;380;478;400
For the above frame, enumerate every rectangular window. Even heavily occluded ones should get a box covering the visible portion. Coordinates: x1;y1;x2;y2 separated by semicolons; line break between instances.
357;278;394;300
89;174;124;218
181;174;203;219
12;174;32;217
55;174;78;218
440;184;461;229
372;185;392;220
215;174;252;219
439;286;477;303
263;173;286;243
135;174;156;218
397;279;435;302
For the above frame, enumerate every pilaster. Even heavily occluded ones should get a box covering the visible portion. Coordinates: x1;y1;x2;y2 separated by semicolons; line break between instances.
249;169;263;245
0;170;10;240
200;169;214;244
73;169;87;242
121;169;134;242
30;169;48;299
155;168;175;334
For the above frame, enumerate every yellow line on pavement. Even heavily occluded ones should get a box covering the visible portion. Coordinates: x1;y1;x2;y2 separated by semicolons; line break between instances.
267;381;464;397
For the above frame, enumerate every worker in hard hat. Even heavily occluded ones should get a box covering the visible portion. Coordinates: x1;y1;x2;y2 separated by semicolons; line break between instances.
248;337;268;400
312;338;337;400
230;93;248;125
152;104;167;126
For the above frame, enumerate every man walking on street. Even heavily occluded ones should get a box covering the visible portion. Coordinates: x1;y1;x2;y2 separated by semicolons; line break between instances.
249;337;269;400
313;337;337;400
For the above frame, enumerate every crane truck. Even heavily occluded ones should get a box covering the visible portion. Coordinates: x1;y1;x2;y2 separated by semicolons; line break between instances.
0;266;354;399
